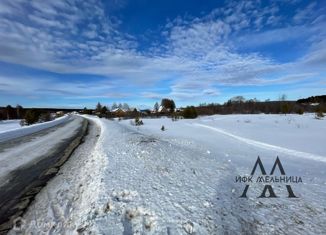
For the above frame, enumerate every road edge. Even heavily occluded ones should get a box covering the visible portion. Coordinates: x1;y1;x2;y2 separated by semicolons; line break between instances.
0;118;89;234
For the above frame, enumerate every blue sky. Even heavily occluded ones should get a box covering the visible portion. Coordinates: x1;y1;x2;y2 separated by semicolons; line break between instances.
0;0;325;108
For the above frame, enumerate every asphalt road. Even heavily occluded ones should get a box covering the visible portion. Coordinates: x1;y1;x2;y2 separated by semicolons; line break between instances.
0;116;88;234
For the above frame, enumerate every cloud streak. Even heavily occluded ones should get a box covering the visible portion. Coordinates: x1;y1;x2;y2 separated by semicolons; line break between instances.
0;0;325;106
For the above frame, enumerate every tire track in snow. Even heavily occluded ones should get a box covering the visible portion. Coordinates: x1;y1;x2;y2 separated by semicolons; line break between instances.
192;123;326;163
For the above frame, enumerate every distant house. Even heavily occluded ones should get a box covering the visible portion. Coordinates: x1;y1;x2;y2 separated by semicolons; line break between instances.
112;108;125;117
158;105;168;113
56;111;64;117
140;109;151;115
112;108;125;113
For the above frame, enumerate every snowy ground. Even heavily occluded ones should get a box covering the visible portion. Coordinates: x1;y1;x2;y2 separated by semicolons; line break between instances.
10;114;326;234
0;115;70;143
0;120;21;132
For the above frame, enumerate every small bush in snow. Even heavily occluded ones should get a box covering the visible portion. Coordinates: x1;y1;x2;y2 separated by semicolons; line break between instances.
171;114;181;121
135;116;143;126
296;108;304;115
315;110;324;119
39;112;53;122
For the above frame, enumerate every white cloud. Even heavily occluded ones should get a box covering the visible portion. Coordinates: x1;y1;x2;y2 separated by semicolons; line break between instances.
293;2;317;23
0;0;325;102
141;92;162;99
0;75;115;99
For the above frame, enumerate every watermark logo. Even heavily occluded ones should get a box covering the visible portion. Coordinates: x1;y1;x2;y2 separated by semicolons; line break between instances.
236;156;302;198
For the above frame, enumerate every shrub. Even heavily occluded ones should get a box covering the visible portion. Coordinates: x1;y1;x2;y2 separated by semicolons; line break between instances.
135;116;143;126
315;110;324;119
96;102;102;113
281;103;290;114
83;107;92;115
24;109;41;125
171;114;181;121
101;106;108;114
182;106;198;119
39;112;52;122
296;108;304;115
315;106;324;119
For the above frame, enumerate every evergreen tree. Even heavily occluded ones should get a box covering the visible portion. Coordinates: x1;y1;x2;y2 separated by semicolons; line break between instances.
24;109;40;125
122;103;130;111
101;106;108;114
154;102;159;112
96;102;102;112
112;102;118;110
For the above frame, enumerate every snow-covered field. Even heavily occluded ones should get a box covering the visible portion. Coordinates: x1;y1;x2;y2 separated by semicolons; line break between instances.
11;114;326;234
0;120;21;132
0;115;70;143
127;114;326;159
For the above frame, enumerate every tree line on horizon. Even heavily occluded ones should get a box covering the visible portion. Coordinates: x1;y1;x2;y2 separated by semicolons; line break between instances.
0;105;61;125
195;95;325;116
1;95;325;121
84;95;325;120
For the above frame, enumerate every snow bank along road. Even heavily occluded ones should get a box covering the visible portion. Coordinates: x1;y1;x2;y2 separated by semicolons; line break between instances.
0;115;70;143
0;115;87;233
0;120;21;133
12;114;326;235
